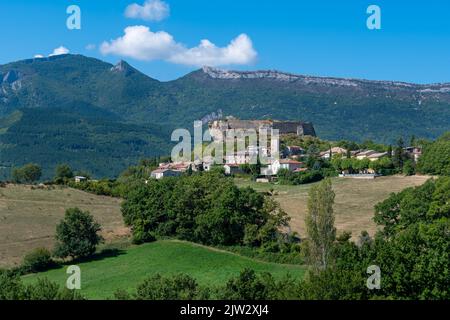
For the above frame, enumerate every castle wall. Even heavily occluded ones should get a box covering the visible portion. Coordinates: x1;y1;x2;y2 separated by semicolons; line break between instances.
209;119;316;138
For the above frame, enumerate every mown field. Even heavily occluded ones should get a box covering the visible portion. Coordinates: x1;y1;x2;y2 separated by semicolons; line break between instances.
22;240;306;299
235;175;431;239
0;184;125;268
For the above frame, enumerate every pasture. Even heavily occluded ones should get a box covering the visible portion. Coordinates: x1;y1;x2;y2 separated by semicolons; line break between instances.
235;175;430;238
0;184;125;268
22;240;306;299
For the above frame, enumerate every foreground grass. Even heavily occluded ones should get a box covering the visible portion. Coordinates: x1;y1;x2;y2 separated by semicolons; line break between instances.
22;240;306;299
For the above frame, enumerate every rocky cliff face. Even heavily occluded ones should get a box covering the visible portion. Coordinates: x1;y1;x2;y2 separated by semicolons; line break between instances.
201;66;450;93
1;70;22;90
110;60;137;76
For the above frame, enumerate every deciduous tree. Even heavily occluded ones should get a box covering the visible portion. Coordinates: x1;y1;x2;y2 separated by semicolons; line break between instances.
305;178;336;270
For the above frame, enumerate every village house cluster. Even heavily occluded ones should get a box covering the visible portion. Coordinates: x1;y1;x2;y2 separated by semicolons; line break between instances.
150;144;423;180
150;161;195;179
151;118;315;179
149;118;423;180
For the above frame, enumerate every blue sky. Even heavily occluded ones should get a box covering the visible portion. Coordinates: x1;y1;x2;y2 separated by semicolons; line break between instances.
1;0;449;83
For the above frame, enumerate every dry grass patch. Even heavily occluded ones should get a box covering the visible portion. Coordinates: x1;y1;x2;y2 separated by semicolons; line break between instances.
235;175;430;239
0;184;125;268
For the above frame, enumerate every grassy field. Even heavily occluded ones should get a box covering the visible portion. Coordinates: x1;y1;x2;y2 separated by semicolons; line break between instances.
1;175;430;267
0;184;125;268
235;175;430;239
22;240;306;299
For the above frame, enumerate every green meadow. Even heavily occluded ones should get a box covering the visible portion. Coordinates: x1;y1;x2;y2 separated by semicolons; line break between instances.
22;240;306;299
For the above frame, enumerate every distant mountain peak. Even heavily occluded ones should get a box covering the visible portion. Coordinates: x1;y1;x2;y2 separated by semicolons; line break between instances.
111;60;135;74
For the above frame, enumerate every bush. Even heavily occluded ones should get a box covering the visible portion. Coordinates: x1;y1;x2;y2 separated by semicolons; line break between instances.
22;248;54;273
219;269;274;300
25;278;63;300
278;169;324;185
0;270;25;300
113;289;132;300
218;269;298;300
135;274;200;300
297;267;368;300
403;160;415;176
217;245;303;264
67;179;123;197
0;272;83;300
54;208;103;260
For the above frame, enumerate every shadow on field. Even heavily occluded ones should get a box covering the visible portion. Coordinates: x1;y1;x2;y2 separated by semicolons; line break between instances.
74;248;126;264
20;249;127;276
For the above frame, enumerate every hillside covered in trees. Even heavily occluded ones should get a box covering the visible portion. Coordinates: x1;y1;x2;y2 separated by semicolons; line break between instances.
1;54;450;178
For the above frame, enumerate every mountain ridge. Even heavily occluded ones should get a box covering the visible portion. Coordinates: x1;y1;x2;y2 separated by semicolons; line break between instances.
0;54;449;179
3;54;450;87
198;66;450;88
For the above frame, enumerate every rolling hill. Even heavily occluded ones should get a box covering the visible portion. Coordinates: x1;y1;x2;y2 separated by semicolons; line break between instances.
1;54;450;178
0;184;124;268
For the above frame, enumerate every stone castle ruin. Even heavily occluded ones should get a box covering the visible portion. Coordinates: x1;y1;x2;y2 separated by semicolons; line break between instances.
208;118;316;138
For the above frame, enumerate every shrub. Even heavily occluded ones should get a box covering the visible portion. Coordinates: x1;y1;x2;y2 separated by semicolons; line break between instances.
25;278;62;300
22;248;54;273
23;278;84;300
278;169;324;185
113;289;132;300
0;270;25;300
1;270;84;301
135;274;200;300
403;160;415;176
218;269;279;300
219;245;303;264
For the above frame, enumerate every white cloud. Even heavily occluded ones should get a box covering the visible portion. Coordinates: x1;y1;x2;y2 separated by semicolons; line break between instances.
100;26;180;61
100;26;257;67
169;34;257;67
33;46;70;59
125;0;170;22
49;46;70;56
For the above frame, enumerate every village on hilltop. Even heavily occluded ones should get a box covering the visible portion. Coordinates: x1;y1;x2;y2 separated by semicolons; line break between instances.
146;118;422;182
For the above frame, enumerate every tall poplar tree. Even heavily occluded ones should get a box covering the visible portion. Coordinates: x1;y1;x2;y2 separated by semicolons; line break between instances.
305;179;336;270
